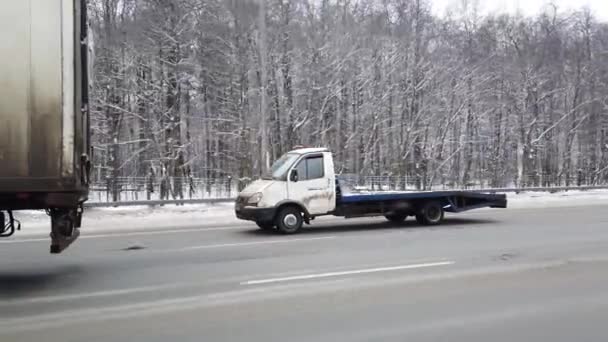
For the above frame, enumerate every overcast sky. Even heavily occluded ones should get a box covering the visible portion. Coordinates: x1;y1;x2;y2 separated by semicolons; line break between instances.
430;0;608;21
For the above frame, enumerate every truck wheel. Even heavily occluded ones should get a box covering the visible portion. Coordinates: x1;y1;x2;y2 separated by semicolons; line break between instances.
385;214;407;223
256;221;275;231
275;206;303;234
416;202;444;226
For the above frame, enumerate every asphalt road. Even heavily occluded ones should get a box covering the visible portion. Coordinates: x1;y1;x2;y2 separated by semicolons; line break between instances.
1;204;608;341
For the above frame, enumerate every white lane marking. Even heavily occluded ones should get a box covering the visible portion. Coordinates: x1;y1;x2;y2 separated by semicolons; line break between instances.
0;226;243;244
0;238;48;244
163;236;336;252
242;261;456;285
0;283;189;306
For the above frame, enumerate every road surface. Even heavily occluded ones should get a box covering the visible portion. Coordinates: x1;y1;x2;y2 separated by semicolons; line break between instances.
1;204;608;341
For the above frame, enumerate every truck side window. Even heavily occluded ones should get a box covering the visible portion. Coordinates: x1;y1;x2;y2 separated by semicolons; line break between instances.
306;156;324;179
294;159;308;181
292;156;324;181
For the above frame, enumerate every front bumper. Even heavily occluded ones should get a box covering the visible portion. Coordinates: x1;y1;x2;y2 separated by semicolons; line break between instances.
235;206;276;223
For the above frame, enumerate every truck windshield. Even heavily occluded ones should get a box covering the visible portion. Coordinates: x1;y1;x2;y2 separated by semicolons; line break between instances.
267;153;299;180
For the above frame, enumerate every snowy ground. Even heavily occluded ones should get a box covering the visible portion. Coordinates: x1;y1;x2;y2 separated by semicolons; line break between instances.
8;203;239;237
6;190;608;237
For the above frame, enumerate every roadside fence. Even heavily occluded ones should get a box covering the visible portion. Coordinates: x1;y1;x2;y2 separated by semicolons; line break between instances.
86;175;608;208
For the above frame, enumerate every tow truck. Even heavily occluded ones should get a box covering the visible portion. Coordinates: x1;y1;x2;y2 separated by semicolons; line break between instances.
235;148;507;233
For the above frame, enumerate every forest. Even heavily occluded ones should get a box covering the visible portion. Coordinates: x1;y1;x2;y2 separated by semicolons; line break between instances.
89;0;608;199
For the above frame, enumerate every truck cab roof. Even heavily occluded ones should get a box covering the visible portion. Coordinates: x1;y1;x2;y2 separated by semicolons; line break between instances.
290;147;329;155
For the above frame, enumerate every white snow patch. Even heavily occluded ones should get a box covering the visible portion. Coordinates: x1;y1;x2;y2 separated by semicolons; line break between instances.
10;203;239;237
506;190;608;209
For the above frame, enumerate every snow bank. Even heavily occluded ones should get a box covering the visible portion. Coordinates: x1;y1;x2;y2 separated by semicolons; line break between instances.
506;189;608;209
11;202;239;237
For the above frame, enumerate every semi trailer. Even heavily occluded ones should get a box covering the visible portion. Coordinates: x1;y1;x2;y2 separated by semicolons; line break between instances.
235;148;507;233
0;0;92;253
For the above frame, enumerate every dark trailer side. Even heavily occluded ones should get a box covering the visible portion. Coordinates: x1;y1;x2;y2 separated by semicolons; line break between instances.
0;0;92;253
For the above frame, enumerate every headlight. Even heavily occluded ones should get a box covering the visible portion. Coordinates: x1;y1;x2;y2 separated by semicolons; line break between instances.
247;193;263;205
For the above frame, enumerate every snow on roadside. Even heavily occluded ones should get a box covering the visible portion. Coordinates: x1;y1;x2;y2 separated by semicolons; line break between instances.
506;189;608;209
11;202;239;236
7;190;608;236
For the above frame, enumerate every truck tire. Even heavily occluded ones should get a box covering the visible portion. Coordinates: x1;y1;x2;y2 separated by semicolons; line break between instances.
385;214;407;223
256;221;275;231
275;206;303;234
416;202;444;226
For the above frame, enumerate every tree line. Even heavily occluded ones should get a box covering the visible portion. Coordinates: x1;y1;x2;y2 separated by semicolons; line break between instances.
89;0;608;193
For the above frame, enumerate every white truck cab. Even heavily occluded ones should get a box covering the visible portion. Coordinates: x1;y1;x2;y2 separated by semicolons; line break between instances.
235;148;336;233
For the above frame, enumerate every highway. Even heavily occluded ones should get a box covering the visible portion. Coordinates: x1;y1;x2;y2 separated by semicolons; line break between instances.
1;204;608;341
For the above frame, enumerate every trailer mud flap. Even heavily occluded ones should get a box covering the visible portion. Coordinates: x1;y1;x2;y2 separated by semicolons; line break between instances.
49;208;80;254
50;228;80;254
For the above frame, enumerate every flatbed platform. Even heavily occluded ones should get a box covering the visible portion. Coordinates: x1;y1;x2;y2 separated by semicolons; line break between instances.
336;187;507;217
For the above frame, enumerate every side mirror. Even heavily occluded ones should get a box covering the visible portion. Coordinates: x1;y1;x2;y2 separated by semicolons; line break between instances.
290;169;299;182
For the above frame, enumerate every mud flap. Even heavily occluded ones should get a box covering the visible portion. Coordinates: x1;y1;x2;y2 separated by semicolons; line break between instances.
50;229;80;254
49;209;80;254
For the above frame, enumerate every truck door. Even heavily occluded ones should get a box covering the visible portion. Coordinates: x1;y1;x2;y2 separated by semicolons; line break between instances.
288;154;332;215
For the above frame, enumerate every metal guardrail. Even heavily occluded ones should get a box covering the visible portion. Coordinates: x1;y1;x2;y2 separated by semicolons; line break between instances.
84;198;235;208
89;176;241;203
454;185;608;193
84;185;608;208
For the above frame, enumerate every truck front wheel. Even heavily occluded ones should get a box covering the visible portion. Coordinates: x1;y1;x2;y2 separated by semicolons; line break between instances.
256;221;275;231
275;206;303;234
415;202;444;226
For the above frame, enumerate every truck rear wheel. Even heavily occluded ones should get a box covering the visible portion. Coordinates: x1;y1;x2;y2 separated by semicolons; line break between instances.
415;202;444;226
275;206;303;234
385;214;407;223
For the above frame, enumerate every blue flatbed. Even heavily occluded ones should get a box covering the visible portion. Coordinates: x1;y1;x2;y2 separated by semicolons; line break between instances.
340;190;504;203
335;183;507;218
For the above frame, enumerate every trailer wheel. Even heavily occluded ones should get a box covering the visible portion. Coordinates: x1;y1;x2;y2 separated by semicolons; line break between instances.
256;221;275;231
416;202;444;226
385;214;407;223
275;206;303;234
